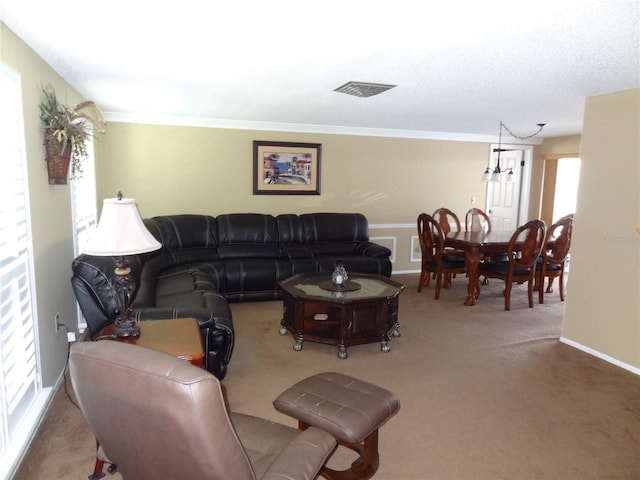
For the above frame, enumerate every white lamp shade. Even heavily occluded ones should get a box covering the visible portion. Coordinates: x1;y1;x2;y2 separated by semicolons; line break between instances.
82;197;161;256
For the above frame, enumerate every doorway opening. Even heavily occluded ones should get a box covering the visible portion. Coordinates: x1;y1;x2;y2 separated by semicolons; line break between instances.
540;154;580;226
552;157;580;221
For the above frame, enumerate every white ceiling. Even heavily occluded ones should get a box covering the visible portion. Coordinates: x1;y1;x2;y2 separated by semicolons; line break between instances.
1;0;639;141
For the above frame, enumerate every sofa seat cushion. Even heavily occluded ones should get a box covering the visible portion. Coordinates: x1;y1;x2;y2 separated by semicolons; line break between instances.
154;289;220;310
154;269;217;298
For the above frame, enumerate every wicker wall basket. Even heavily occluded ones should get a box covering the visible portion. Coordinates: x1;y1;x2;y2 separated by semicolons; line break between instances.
44;129;72;185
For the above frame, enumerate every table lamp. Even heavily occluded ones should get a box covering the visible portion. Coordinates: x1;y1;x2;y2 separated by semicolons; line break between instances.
82;192;161;337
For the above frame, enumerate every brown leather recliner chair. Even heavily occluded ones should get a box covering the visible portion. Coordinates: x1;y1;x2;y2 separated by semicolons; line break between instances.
69;341;336;480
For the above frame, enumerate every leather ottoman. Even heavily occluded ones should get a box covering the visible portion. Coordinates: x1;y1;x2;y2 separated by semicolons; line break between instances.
273;372;400;480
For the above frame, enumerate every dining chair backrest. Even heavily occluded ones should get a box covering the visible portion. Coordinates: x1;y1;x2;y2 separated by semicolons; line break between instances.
417;213;444;261
510;219;547;270
556;213;575;223
465;208;492;233
537;215;573;304
543;215;573;266
477;219;547;310
432;208;460;235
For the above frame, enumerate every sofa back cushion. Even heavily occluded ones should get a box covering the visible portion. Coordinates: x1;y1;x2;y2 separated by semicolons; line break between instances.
145;215;218;250
216;214;280;259
300;213;369;242
276;214;304;245
300;213;370;255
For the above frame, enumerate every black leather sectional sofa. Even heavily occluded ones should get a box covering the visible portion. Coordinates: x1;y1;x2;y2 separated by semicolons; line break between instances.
71;212;392;380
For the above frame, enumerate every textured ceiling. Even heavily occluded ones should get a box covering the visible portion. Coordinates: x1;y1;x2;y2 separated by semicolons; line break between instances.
1;0;639;141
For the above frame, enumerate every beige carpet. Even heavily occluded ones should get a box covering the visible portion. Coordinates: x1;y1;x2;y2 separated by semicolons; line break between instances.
13;273;640;479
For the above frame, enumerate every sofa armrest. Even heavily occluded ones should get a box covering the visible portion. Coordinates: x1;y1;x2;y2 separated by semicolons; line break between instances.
261;426;336;480
355;241;392;258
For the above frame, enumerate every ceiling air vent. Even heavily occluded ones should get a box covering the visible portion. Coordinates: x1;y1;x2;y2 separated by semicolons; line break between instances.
334;81;397;98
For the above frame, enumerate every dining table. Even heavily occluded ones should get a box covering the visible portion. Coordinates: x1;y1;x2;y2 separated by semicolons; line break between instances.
444;230;518;306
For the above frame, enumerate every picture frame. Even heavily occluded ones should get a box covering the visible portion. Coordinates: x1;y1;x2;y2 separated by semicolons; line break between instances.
253;141;321;195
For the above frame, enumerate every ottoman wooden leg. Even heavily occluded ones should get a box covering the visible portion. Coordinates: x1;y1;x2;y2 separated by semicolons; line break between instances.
300;421;380;480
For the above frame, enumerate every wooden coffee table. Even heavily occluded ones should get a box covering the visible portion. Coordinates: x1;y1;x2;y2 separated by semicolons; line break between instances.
279;272;404;359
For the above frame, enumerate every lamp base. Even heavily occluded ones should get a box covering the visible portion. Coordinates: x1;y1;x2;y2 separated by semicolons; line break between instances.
111;257;140;338
112;318;140;338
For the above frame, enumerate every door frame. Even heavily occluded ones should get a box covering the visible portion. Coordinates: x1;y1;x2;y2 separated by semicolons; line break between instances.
485;143;534;227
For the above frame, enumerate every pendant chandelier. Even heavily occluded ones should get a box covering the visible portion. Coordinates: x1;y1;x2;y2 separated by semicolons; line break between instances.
482;121;546;183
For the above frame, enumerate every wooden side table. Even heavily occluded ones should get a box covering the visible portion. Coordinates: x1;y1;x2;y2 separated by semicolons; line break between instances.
99;317;204;367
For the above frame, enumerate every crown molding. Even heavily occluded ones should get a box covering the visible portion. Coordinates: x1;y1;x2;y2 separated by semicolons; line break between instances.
103;112;544;145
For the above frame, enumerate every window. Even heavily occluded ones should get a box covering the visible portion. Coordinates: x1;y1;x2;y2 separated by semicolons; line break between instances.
0;64;43;478
552;157;581;223
71;134;98;332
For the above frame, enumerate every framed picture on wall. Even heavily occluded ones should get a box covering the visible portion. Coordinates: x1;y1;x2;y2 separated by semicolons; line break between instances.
253;141;321;195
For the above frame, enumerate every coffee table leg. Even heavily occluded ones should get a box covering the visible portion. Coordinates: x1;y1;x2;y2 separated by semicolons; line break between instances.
338;346;348;359
381;340;390;353
293;338;303;351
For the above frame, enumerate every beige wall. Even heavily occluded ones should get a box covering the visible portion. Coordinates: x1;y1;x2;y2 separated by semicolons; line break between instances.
100;123;493;272
562;89;640;369
1;23;85;386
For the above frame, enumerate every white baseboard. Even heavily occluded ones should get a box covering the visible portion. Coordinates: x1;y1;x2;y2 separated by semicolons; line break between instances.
559;337;640;376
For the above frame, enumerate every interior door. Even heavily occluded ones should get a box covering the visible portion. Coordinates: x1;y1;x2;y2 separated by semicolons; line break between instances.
486;149;523;230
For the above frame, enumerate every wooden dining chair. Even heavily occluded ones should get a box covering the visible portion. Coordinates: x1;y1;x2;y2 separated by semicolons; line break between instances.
536;214;573;304
464;207;501;284
433;207;461;235
417;213;466;299
464;208;491;232
433;207;464;261
477;219;547;310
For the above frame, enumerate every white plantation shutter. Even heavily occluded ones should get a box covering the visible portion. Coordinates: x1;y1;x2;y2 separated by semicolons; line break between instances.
71;134;97;332
71;134;97;256
0;63;41;470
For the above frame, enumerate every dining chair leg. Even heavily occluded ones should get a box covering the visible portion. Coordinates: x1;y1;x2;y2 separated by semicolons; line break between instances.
504;282;512;311
545;277;555;293
537;271;545;304
418;268;431;292
418;269;426;292
559;270;565;301
434;273;443;300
